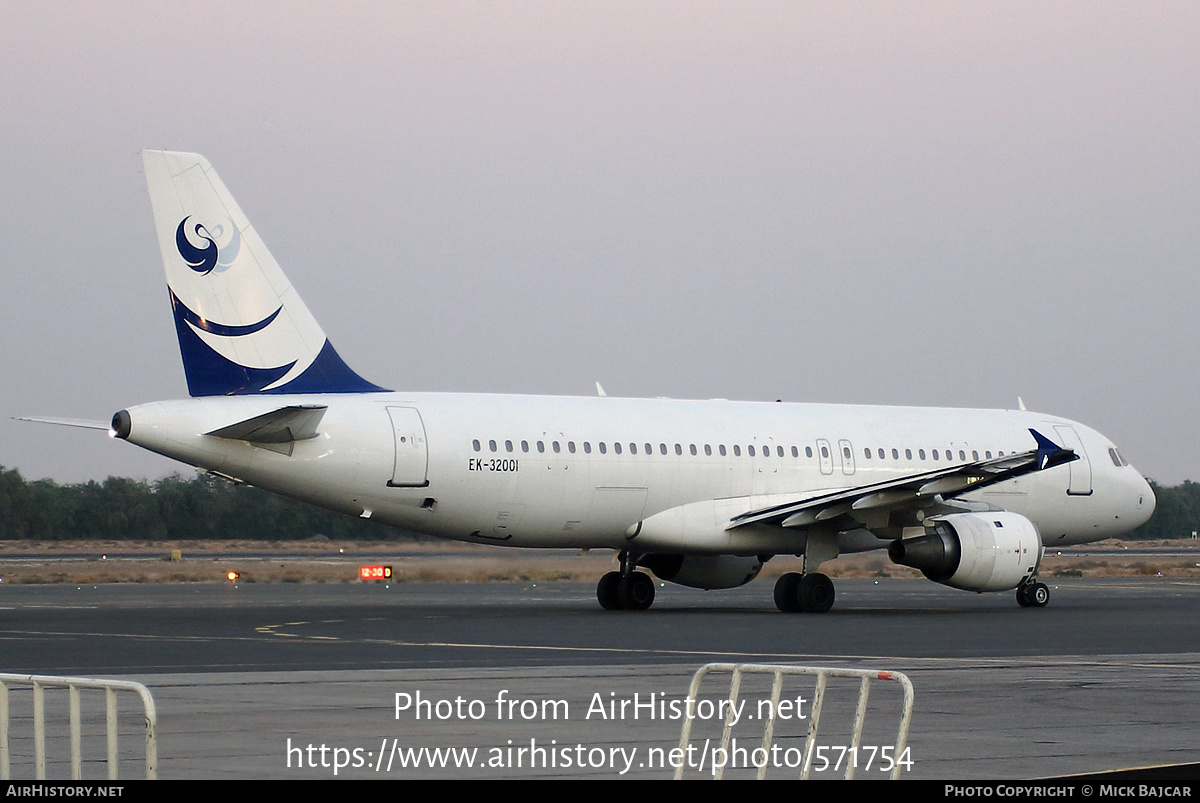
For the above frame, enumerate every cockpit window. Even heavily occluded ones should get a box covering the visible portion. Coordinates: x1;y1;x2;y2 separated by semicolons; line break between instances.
1109;447;1128;467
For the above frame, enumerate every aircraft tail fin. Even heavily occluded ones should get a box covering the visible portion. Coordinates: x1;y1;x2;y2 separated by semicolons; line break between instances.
141;150;387;396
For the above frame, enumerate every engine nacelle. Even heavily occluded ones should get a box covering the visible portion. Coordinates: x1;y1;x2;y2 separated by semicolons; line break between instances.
887;511;1043;592
640;554;764;590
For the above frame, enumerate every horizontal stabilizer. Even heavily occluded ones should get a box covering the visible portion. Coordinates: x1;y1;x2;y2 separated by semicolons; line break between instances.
14;416;112;431
205;405;328;449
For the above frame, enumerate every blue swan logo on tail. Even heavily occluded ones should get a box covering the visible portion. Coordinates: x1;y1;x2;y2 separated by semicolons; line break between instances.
175;217;241;275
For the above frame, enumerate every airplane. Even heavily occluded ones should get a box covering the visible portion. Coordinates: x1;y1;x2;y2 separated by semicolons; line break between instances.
28;151;1157;613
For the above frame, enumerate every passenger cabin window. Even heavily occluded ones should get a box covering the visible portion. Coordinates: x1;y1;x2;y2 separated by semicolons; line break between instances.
489;439;497;452
472;439;481;452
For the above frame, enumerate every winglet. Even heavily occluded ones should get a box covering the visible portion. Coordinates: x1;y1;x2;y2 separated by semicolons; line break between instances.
1029;428;1075;471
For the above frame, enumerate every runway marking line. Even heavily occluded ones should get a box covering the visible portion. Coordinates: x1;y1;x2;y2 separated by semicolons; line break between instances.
249;621;1200;667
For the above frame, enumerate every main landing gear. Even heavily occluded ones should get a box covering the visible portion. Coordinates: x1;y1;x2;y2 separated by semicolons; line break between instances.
773;572;835;613
597;551;656;611
1016;580;1050;608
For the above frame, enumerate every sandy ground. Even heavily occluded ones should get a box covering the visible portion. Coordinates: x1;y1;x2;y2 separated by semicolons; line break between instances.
0;538;1198;585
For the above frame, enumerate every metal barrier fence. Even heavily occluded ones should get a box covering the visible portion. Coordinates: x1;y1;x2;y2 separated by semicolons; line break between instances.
676;663;914;780
0;674;157;780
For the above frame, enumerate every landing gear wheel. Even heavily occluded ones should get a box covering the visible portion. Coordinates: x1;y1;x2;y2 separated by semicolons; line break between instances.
618;571;656;611
797;573;835;613
1017;582;1049;608
597;571;623;610
1031;582;1050;607
774;572;802;612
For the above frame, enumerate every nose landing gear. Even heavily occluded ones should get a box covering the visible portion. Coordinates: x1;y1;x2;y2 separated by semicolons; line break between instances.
1016;581;1050;608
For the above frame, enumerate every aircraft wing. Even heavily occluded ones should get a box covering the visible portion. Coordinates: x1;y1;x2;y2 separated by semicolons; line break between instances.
728;428;1076;530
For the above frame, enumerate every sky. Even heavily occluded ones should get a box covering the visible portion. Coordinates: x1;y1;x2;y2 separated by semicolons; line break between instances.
1;2;1197;486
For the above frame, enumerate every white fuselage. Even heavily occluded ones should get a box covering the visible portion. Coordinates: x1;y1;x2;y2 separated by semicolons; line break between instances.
118;392;1155;555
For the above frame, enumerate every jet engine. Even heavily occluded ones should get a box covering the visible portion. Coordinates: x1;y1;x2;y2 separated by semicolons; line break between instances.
640;554;764;590
887;511;1042;592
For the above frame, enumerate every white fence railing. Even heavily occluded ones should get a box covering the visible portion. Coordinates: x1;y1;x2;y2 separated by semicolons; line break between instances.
676;663;914;780
0;674;157;780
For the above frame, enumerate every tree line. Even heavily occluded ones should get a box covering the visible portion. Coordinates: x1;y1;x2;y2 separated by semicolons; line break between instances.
0;467;405;541
0;465;1196;541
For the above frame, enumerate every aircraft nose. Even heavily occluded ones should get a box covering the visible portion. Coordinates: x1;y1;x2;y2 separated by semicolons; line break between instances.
1128;471;1155;529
